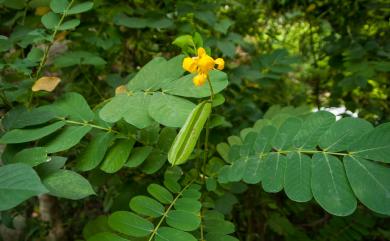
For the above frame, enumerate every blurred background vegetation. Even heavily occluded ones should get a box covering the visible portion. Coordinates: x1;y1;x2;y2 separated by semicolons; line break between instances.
0;0;389;240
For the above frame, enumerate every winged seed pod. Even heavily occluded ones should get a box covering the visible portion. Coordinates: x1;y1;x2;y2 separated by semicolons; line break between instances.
168;101;212;166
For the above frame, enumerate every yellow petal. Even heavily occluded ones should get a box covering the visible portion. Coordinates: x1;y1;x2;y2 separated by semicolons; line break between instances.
182;57;197;73
115;85;128;94
197;47;206;57
215;58;225;70
198;54;215;74
193;74;207;86
32;76;61;92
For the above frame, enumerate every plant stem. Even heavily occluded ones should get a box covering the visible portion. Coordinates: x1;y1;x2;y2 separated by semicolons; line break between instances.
206;75;214;102
34;0;75;80
276;149;350;157
28;0;75;107
202;76;214;172
58;118;136;139
147;181;194;241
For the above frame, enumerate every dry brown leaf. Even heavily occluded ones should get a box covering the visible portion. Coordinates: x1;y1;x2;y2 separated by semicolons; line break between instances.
32;76;61;92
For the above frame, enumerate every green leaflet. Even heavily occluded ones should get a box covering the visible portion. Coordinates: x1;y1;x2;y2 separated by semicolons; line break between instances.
41;12;60;29
168;101;212;166
0;164;48;211
88;232;128;241
319;117;373;152
155;227;197;241
83;216;110;239
262;152;286;193
293;111;335;149
50;0;69;13
108;211;154;237
67;2;94;14
129;195;165;217
109;181;201;240
311;153;357;216
125;146;153;168
99;93;154;129
76;132;115;171
162;70;228;98
148;92;196;128
218;109;390;216
166;210;201;231
100;138;135;173
99;55;228;128
284;152;312;202
147;184;173;204
12;147;48;166
2;105;57;130
344;156;390;215
127;55;184;91
0;121;65;144
349;122;390;163
140;148;167;174
43;170;95;200
51;92;95;122
44;125;92;153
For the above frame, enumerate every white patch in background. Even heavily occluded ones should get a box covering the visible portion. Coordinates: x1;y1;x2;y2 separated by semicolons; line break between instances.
314;106;358;120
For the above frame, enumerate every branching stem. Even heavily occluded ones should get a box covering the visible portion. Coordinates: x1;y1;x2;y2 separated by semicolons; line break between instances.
147;181;195;241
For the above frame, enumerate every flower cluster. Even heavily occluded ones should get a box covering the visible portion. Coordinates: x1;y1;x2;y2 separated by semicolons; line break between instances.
182;47;225;86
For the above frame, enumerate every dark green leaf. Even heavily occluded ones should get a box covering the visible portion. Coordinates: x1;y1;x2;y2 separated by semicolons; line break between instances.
350;123;390;163
41;12;60;29
43;170;95;200
163;70;228;98
319;117;373;152
147;184;173;204
344;156;390;215
52;92;94;122
88;232;128;241
0;164;48;211
99;93;154;128
129;195;164;217
0;121;65;144
58;19;80;30
311;153;356;216
293;111;335;149
50;0;69;13
100;138;135;173
108;211;153;237
284;152;312;202
12;147;48;166
125;146;153;168
44;125;92;153
166;210;201;231
68;1;93;14
148;93;195;128
76;132;115;171
155;227;197;241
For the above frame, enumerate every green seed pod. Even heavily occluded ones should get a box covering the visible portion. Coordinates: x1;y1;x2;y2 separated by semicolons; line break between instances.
168;101;212;166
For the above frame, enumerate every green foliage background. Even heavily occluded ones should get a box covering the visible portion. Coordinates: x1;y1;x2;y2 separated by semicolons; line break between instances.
0;0;389;240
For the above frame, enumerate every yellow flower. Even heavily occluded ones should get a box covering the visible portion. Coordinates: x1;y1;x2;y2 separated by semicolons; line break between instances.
182;47;225;86
215;58;224;70
193;73;207;86
183;57;197;73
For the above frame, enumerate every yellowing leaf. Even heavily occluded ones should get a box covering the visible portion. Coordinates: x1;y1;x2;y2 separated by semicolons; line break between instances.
55;31;68;41
115;85;128;94
32;76;61;92
35;6;51;16
306;4;316;12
